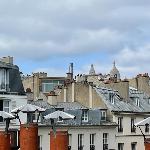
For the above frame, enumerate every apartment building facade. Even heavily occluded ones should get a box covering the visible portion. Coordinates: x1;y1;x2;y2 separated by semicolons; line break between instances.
30;100;117;150
0;56;27;149
46;72;150;150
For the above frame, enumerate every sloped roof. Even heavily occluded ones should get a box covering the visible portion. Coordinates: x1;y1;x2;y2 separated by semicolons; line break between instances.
95;87;150;113
29;100;117;126
28;100;54;109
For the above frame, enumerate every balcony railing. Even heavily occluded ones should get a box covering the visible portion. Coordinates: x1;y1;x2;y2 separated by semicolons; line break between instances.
118;127;123;132
90;145;95;150
131;127;136;133
68;146;71;150
78;145;84;150
103;144;108;150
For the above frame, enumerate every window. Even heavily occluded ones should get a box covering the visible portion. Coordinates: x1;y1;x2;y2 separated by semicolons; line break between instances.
82;110;88;122
41;80;64;93
103;133;108;150
38;135;42;150
118;117;123;132
0;69;7;91
109;93;114;104
32;111;41;123
131;118;136;132
78;134;84;150
11;101;16;123
0;100;10;122
101;110;106;121
131;142;137;150
135;98;140;107
3;100;9;113
118;143;124;150
90;134;95;150
68;134;72;150
145;123;149;133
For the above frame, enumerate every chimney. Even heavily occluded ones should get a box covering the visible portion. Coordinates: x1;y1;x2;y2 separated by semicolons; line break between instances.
129;73;150;95
104;79;129;102
0;56;13;65
66;63;73;80
47;91;57;105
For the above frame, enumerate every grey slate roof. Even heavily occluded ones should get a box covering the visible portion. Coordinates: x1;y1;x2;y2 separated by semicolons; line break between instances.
28;100;54;109
29;100;117;126
95;86;150;113
9;67;25;94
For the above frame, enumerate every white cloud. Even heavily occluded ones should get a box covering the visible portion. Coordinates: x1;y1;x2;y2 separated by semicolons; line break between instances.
0;0;150;77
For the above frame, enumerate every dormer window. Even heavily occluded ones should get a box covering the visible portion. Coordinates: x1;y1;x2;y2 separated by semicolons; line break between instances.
0;69;9;92
101;110;106;121
82;110;88;122
109;93;115;104
135;98;140;107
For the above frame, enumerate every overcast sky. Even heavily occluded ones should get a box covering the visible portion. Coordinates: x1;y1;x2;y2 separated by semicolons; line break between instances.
0;0;150;78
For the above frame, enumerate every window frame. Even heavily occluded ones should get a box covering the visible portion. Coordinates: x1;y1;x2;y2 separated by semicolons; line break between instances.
109;93;115;104
118;143;124;150
103;133;108;150
38;135;42;150
118;117;123;132
78;134;84;150
3;100;9;113
135;97;140;107
145;123;149;133
90;134;95;146
101;110;106;121
131;142;137;150
131;118;136;133
82;110;88;122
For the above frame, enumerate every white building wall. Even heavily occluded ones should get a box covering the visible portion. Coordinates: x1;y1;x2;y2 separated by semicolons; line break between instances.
38;127;50;150
113;114;150;150
0;94;28;125
68;127;116;150
39;126;117;150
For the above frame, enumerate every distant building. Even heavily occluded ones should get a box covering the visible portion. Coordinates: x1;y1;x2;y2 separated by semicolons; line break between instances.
47;70;150;150
75;62;121;87
109;61;120;81
22;63;74;100
89;64;96;75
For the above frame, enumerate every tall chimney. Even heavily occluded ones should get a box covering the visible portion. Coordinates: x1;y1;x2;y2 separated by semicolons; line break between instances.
67;63;73;80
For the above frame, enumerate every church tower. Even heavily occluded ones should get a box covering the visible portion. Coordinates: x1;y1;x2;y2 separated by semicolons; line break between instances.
89;64;96;75
110;61;120;80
